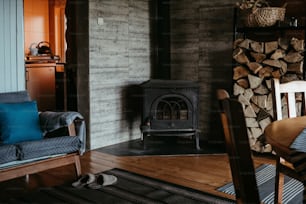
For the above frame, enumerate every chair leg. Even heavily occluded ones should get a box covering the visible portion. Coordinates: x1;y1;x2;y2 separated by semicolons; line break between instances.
274;156;283;204
303;183;306;204
143;133;147;150
25;174;30;183
195;132;200;150
278;174;284;204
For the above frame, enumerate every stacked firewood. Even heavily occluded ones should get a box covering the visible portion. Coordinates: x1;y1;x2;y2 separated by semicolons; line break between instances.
232;37;304;152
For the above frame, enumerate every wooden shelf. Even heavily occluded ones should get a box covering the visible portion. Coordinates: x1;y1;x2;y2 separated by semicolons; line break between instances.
236;25;306;33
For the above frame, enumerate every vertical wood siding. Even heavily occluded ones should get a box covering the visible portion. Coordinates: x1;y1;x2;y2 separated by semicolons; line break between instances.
0;0;25;92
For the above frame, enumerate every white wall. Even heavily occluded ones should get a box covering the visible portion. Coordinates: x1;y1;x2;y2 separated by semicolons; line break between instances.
0;0;25;92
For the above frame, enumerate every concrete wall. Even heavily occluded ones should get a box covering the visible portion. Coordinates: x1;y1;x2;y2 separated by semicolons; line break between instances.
87;0;236;149
88;0;151;149
170;0;235;144
1;0;305;150
0;0;234;149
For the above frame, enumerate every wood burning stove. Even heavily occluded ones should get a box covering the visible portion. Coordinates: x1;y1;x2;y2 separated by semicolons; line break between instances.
140;79;200;149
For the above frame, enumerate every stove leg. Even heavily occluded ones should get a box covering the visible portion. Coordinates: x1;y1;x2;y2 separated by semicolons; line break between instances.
143;133;147;150
195;132;200;150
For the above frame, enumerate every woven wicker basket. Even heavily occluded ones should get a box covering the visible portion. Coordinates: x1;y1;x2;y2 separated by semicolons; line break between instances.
242;7;286;27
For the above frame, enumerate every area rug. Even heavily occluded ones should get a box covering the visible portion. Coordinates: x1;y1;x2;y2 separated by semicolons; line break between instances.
96;137;226;156
217;164;303;204
8;168;234;204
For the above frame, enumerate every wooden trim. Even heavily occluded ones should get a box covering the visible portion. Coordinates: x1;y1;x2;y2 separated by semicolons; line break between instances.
68;122;76;136
272;78;283;120
0;153;81;182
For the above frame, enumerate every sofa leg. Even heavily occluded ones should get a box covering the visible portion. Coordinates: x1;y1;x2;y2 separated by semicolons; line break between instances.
74;155;82;177
25;174;30;183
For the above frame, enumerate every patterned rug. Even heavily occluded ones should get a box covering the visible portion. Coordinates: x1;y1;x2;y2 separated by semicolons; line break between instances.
8;168;234;204
217;164;303;204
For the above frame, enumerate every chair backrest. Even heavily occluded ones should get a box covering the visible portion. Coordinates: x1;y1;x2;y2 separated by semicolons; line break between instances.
217;89;260;204
272;78;306;120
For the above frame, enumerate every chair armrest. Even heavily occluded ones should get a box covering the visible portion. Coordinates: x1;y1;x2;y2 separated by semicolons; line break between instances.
68;122;76;136
39;111;86;155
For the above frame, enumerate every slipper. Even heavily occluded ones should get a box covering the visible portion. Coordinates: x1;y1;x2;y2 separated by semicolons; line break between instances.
87;173;118;189
72;173;96;188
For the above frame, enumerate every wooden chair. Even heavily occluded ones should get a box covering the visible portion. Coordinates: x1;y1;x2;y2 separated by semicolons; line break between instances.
265;78;306;204
217;89;261;204
271;78;306;120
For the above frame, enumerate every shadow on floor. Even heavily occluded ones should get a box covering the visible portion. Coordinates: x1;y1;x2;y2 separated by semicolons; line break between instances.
96;136;226;156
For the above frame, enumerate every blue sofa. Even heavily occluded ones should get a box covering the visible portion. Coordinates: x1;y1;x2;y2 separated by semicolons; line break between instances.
0;91;86;182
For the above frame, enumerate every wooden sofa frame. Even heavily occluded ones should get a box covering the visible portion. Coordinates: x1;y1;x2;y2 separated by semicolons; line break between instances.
0;123;82;182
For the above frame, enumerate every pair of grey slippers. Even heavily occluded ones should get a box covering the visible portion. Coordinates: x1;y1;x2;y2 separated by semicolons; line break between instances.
72;173;118;189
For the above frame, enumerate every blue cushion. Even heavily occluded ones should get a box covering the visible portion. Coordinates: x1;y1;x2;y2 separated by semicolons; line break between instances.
0;101;43;144
290;128;306;153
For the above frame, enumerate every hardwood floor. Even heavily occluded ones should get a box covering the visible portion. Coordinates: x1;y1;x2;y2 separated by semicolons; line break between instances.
0;151;275;202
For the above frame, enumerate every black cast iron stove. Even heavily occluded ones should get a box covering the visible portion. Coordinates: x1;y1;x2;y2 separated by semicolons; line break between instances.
140;79;200;149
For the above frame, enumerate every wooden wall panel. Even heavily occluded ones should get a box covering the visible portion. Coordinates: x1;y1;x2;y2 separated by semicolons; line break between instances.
24;0;49;55
0;0;25;92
